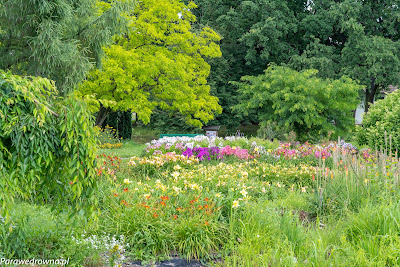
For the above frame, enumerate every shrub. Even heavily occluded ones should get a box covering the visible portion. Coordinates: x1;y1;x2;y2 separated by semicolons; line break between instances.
356;89;400;153
233;65;363;142
0;71;98;219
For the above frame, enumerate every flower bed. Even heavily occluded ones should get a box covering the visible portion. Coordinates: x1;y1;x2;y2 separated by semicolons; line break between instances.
144;136;364;165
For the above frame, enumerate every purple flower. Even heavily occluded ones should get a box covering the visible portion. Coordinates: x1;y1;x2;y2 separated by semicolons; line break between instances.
183;148;193;158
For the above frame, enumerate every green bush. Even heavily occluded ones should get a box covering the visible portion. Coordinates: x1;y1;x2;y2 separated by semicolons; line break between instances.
0;71;98;219
356;89;400;152
233;65;363;142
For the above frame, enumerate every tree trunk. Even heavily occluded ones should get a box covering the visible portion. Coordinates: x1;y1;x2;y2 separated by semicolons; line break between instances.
364;77;377;113
95;105;111;127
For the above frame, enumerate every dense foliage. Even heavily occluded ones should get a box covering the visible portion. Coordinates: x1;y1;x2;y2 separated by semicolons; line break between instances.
105;111;132;140
0;72;98;219
0;0;134;94
357;89;400;153
233;66;362;141
186;0;400;129
79;0;222;128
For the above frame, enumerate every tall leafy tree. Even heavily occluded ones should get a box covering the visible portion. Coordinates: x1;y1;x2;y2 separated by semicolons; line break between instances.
233;65;362;141
79;0;222;127
289;0;400;112
187;0;303;128
0;0;134;94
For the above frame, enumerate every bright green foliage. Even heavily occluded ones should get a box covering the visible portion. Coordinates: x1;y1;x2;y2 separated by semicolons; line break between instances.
356;90;400;152
0;72;98;219
0;0;134;94
233;66;362;141
79;0;222;128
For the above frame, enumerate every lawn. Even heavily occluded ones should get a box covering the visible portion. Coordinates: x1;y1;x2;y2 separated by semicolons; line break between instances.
98;140;145;158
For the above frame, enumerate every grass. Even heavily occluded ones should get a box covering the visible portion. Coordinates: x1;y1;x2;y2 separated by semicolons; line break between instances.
98;140;145;158
132;126;159;144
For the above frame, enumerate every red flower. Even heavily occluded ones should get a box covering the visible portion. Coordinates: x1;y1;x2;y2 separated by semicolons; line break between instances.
153;213;158;218
204;198;209;202
161;196;169;201
160;201;166;206
113;193;118;197
123;188;128;192
69;181;73;185
173;215;178;220
204;221;209;226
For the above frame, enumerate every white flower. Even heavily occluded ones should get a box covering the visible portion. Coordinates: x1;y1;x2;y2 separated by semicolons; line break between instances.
232;200;240;208
123;179;132;184
240;189;248;197
173;165;182;170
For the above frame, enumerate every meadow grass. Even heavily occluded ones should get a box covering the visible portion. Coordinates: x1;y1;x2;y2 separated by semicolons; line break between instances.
98;140;145;158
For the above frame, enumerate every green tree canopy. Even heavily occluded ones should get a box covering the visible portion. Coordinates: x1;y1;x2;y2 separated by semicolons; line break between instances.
289;0;400;112
0;0;134;94
79;0;222;127
185;0;305;128
233;65;363;141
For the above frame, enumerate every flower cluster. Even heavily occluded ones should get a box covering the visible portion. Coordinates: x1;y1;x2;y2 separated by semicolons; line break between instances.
95;125;123;149
272;141;358;160
144;136;267;157
71;232;129;267
128;152;199;167
180;145;254;161
99;143;123;149
95;154;121;178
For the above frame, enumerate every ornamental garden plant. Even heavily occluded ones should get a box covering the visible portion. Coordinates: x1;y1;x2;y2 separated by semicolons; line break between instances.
3;128;400;265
